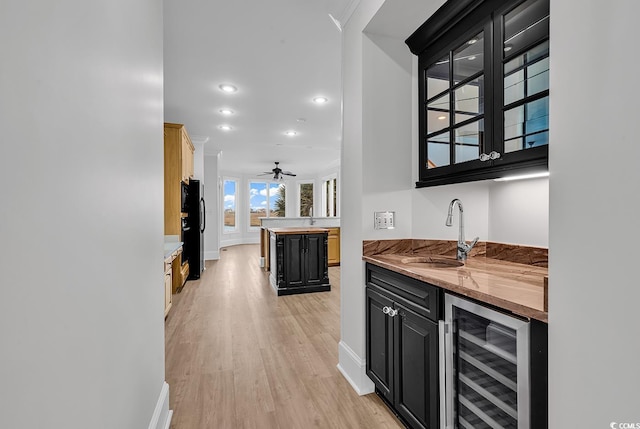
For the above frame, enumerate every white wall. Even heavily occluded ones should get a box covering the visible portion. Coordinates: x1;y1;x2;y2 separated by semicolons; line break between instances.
338;0;386;394
0;1;167;428
361;32;414;240
412;182;490;241
548;0;640;425
204;154;220;260
489;178;548;247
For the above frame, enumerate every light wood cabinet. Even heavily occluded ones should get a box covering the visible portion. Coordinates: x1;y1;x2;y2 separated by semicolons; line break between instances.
327;227;340;266
180;126;195;182
164;122;194;235
164;264;173;317
164;247;182;317
171;249;184;294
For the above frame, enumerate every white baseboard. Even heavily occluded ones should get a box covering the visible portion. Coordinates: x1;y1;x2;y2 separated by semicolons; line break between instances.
337;340;375;396
148;381;172;429
204;250;220;260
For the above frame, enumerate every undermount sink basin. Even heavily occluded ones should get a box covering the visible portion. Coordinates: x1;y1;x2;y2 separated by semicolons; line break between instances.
400;256;464;268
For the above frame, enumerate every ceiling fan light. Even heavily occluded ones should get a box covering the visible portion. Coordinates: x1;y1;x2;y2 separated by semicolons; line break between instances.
285;130;297;136
313;96;328;104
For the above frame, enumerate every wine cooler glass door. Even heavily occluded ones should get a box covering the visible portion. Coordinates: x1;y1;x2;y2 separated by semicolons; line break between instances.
444;294;530;429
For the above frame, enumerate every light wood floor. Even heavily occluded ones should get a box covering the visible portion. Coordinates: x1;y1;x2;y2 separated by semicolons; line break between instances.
165;244;404;429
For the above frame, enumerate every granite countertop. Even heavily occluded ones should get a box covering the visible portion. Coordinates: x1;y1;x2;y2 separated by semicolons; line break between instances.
363;239;548;323
268;227;330;234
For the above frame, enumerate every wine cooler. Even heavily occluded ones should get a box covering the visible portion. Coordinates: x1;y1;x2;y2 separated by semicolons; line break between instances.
441;294;544;429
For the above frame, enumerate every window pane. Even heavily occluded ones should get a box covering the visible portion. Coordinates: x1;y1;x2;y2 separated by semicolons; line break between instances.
299;183;313;217
427;55;450;99
270;183;285;217
504;0;549;56
249;182;267;227
504;96;549;153
454;120;483;164
223;180;236;231
504;44;549;105
427;132;450;168
323;178;337;217
504;105;524;140
526;96;549;134
526;57;549;97
427;93;450;134
455;76;484;124
453;32;484;83
504;40;549;75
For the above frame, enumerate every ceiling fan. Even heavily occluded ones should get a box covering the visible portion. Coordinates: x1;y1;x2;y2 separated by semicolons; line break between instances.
258;161;297;180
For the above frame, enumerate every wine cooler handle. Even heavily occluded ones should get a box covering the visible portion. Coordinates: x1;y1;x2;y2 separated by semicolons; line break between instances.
439;321;447;429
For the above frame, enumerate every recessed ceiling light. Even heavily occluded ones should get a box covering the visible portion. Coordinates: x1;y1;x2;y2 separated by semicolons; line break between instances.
219;125;232;131
313;96;328;104
219;108;234;115
437;115;447;120
219;84;237;93
296;118;307;123
468;38;478;45
285;130;297;136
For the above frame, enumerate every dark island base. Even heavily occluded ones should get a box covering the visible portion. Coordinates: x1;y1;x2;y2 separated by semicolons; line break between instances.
276;284;331;296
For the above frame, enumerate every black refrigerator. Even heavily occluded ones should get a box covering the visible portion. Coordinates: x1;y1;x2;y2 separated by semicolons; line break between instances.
186;179;205;279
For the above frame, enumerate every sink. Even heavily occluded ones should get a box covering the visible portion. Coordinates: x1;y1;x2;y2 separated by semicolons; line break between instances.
400;256;463;268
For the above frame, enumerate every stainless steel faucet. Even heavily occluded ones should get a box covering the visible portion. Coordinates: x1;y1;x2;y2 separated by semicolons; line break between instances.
446;199;479;261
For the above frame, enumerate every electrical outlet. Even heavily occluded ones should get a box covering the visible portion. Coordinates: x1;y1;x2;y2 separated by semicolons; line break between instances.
374;211;395;229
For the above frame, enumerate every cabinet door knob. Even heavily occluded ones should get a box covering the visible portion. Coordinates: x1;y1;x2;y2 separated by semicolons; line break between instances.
388;308;399;317
382;306;391;314
489;151;501;160
479;152;490;162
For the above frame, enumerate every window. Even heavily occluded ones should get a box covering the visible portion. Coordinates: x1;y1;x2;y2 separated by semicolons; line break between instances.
408;0;549;187
223;179;237;233
322;177;337;217
299;182;314;217
249;181;285;228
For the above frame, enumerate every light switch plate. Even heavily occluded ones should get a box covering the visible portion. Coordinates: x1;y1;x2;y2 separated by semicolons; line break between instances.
374;211;395;229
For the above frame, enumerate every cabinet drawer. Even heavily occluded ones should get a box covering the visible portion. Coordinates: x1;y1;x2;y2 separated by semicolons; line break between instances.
366;263;440;321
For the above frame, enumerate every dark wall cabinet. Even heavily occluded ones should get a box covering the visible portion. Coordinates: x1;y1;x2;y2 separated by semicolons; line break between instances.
269;232;330;296
406;0;550;187
366;264;440;429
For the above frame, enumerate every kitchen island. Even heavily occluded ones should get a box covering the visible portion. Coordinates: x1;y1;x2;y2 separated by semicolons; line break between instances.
268;227;331;296
260;217;341;269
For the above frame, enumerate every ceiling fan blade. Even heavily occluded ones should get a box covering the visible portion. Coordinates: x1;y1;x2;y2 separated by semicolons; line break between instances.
282;172;296;176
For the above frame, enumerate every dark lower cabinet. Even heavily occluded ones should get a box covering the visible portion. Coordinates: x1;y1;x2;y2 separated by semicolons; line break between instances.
269;232;330;296
366;264;440;429
394;301;439;429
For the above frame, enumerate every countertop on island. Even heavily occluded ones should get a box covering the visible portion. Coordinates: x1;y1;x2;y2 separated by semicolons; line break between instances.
268;227;330;235
364;250;548;323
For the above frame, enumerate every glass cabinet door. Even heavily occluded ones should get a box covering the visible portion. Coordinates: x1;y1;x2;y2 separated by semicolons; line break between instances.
496;0;550;163
423;29;489;177
414;0;550;186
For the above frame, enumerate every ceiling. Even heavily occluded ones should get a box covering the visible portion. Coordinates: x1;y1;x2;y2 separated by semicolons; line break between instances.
163;0;353;178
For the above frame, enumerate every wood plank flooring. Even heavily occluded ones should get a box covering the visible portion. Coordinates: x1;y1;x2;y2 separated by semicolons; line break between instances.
165;244;403;429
